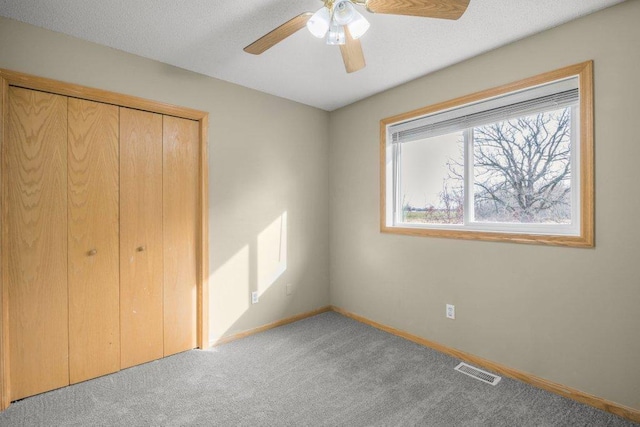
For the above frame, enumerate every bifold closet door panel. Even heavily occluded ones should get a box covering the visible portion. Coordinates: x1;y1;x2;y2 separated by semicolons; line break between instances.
68;98;120;384
163;116;198;356
7;87;69;400
119;107;164;369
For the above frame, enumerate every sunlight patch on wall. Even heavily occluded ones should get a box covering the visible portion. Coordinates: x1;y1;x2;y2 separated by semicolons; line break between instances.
257;211;288;296
210;244;250;341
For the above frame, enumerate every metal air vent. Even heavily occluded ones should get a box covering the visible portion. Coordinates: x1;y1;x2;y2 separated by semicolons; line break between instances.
454;362;502;386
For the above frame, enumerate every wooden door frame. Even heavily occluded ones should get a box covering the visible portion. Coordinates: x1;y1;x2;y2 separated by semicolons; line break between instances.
0;69;210;410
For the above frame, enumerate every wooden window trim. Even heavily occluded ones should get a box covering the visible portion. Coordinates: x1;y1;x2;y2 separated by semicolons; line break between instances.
379;61;594;248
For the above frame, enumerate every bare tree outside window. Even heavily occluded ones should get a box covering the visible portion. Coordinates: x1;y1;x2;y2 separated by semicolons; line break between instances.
431;107;572;224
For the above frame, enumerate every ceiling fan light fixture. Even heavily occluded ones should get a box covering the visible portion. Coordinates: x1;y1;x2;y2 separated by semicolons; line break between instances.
347;11;370;39
326;23;346;45
332;0;357;26
307;7;331;38
244;0;471;74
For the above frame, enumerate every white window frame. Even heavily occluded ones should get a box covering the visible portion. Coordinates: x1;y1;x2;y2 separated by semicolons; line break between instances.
380;62;594;247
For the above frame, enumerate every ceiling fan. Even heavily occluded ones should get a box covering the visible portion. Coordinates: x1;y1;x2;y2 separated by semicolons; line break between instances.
244;0;470;73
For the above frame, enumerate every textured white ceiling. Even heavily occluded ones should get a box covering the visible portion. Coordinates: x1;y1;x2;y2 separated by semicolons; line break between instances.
0;0;626;110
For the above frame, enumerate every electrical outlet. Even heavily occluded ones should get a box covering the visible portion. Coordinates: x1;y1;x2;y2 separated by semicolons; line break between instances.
286;283;293;296
251;291;259;304
446;304;455;319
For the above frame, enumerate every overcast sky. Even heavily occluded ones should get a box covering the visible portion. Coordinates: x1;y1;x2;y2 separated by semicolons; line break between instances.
401;132;463;209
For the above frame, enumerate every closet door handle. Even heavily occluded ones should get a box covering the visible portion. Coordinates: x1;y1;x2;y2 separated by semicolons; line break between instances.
136;246;146;252
87;249;97;256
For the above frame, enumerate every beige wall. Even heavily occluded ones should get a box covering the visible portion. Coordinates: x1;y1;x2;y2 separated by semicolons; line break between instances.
329;0;640;411
0;16;330;344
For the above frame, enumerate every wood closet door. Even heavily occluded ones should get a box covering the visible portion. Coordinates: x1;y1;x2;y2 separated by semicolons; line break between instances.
163;116;199;356
7;87;69;400
67;98;120;384
119;107;164;369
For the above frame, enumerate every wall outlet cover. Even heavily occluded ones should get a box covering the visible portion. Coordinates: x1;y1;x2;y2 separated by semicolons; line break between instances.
446;304;455;319
251;291;259;304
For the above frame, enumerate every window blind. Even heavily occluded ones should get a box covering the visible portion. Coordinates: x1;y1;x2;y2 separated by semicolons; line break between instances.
390;77;579;144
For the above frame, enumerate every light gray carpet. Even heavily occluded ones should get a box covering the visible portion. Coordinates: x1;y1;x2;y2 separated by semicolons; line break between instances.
0;311;636;426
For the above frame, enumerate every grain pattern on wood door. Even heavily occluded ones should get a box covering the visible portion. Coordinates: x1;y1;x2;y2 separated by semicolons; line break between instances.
7;87;68;400
68;98;120;384
163;116;199;356
120;107;164;369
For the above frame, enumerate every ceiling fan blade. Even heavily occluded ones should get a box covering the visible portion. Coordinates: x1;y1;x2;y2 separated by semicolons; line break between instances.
365;0;470;20
244;12;313;55
340;27;366;73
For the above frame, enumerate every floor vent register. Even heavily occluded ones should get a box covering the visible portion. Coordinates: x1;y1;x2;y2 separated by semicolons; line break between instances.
454;362;502;385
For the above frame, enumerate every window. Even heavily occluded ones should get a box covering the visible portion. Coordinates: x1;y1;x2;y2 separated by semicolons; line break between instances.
381;62;594;247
